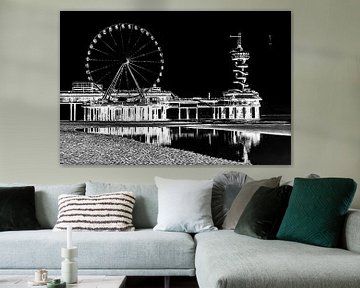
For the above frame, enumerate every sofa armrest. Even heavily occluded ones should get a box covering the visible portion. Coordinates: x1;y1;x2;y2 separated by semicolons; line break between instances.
342;209;360;253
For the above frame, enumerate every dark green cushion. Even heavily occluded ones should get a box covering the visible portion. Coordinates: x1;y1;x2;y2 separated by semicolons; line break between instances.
0;186;41;231
276;178;357;247
235;185;292;239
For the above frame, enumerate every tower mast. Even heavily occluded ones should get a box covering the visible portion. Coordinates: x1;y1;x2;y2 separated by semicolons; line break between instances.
229;32;250;92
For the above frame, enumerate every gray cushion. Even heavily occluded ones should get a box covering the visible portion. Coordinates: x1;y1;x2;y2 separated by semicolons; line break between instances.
283;173;320;186
234;185;292;239
0;183;85;228
153;177;216;233
212;171;252;228
86;181;158;229
0;229;195;271
195;230;360;288
222;176;281;229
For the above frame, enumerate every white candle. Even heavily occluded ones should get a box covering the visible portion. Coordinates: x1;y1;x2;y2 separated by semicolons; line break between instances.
67;225;72;249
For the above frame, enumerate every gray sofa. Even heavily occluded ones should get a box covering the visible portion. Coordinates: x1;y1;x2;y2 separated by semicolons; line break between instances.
0;181;359;288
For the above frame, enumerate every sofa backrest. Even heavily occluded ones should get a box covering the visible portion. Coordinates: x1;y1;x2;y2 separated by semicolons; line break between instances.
86;181;158;229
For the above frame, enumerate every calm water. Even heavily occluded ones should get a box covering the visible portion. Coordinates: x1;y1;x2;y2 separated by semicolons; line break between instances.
81;126;291;165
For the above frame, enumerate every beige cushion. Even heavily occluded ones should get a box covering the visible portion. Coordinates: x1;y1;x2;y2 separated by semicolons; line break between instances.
222;176;281;230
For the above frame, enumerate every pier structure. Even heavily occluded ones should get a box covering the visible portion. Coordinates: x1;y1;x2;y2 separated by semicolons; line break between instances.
60;85;261;122
61;85;260;122
60;32;261;122
83;104;168;122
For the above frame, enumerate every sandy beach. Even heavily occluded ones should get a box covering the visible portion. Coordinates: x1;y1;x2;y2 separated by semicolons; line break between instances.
60;123;240;165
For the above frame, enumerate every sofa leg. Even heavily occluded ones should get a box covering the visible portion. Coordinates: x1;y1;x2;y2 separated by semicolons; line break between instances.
164;276;170;288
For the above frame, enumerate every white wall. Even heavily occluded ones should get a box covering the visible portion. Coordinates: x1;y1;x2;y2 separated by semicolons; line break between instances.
0;0;359;208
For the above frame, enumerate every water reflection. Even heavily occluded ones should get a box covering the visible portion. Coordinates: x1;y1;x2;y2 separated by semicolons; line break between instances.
85;126;172;145
82;126;290;164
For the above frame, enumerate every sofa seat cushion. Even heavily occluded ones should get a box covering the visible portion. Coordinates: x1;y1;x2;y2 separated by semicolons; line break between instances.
0;229;195;271
195;230;360;288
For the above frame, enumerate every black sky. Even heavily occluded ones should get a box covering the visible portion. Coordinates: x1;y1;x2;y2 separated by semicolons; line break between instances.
60;11;291;114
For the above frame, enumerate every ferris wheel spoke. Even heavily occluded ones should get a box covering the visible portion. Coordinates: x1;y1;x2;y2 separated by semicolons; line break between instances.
118;28;126;56
131;60;163;64
129;62;159;75
127;32;143;58
91;47;116;58
90;62;122;74
128;40;154;59
99;37;118;56
128;63;152;85
127;26;134;54
109;29;118;47
88;58;122;62
130;49;162;61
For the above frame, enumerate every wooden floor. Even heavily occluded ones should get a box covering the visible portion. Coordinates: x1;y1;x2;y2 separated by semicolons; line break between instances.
126;276;199;288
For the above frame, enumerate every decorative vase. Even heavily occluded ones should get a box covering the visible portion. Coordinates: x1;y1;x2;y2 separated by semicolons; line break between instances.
61;247;78;284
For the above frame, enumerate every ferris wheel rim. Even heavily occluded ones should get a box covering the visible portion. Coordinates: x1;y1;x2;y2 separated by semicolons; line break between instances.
85;23;164;94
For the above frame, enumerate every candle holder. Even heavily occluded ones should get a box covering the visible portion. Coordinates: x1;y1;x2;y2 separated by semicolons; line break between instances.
61;247;78;284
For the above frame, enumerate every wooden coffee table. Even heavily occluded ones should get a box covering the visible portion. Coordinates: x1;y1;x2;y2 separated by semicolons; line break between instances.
0;275;126;288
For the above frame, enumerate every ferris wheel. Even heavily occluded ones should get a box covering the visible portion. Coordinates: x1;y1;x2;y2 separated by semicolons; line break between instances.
85;23;164;100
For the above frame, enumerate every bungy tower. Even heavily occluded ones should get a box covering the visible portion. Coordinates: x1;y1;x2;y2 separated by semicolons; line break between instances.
223;33;261;120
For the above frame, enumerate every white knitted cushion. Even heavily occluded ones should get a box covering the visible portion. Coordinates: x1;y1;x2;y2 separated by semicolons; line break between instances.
53;192;135;231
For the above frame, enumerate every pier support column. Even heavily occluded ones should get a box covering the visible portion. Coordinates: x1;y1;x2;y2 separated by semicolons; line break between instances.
73;104;77;121
255;107;260;119
246;107;251;119
70;104;73;121
162;107;167;120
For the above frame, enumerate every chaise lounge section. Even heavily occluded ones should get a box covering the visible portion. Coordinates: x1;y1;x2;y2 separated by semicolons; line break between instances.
195;212;360;288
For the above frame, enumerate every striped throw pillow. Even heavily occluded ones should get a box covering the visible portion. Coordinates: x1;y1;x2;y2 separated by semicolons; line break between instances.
53;192;136;231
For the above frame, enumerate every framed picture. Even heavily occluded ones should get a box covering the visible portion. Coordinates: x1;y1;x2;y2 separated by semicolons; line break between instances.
60;11;291;165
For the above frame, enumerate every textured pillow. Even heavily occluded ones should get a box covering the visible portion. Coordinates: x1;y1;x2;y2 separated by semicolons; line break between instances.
235;185;293;239
212;171;252;228
53;192;136;231
86;181;158;229
277;178;357;247
0;186;41;231
283;173;320;186
154;177;217;233
222;176;281;230
0;182;86;228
